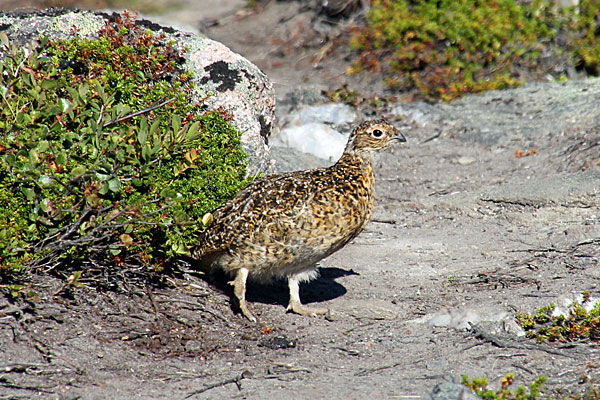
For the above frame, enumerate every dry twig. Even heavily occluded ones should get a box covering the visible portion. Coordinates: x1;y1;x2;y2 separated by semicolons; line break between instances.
185;374;245;397
102;96;177;128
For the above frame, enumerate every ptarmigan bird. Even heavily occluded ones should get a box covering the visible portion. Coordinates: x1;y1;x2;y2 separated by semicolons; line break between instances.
194;119;406;321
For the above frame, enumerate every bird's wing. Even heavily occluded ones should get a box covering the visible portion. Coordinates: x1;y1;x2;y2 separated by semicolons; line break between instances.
193;170;316;258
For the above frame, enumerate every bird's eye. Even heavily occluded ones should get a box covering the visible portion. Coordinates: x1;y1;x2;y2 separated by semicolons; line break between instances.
372;129;384;138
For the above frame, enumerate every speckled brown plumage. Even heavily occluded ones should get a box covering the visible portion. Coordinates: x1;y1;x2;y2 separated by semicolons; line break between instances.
193;119;406;321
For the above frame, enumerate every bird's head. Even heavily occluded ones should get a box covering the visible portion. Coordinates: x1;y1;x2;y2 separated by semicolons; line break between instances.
344;119;406;155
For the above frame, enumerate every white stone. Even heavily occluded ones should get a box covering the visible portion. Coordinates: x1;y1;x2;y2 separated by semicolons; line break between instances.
457;156;476;165
278;122;347;161
411;306;509;330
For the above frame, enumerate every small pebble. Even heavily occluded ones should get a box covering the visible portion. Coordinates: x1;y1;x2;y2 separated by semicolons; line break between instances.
258;336;297;349
457;156;476;165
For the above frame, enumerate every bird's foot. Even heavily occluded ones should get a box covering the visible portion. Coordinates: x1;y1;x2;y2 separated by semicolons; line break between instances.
236;298;257;323
228;268;257;322
286;301;328;317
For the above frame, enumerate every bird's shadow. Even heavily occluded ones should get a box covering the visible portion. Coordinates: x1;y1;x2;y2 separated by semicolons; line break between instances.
206;267;358;308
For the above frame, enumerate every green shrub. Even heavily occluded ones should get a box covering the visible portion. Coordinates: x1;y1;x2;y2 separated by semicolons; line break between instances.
0;13;252;279
516;291;600;343
349;0;587;101
462;374;547;400
572;0;600;75
463;373;600;399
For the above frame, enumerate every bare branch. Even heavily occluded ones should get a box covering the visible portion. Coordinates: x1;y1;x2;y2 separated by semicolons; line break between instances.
103;96;177;128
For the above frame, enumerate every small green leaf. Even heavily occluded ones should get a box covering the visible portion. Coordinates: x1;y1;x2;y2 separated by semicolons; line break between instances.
120;233;133;246
78;82;89;100
38;175;52;186
22;73;31;87
17;112;27;124
160;188;178;199
29;149;39;165
21;187;36;201
137;121;148;145
27;88;41;102
0;32;9;48
71;166;86;177
116;149;125;163
56;152;67;166
171;242;189;255
172;114;181;135
201;212;214;227
58;98;72;114
95;173;110;181
95;81;107;103
37;140;49;152
99;182;109;195
186;121;200;139
150;144;161;156
141;145;149;161
149;119;160;137
66;87;79;105
115;103;130;118
108;178;121;192
97;161;112;174
4;154;15;166
41;79;58;90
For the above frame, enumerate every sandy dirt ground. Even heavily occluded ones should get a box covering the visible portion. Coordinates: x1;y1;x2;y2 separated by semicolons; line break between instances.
1;1;599;399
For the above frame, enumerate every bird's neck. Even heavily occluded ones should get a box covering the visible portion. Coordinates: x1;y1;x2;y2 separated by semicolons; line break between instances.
336;150;373;169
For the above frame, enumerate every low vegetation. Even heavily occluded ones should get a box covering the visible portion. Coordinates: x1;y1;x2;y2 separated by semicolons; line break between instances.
463;374;548;400
0;12;251;282
463;373;600;399
350;0;600;101
516;291;600;344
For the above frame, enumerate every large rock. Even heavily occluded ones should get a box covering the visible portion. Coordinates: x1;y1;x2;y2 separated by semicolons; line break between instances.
0;8;276;175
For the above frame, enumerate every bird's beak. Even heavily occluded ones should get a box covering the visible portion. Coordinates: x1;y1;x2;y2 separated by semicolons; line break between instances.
389;131;407;143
